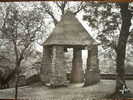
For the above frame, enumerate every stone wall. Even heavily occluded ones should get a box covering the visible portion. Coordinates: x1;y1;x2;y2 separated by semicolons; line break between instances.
40;46;52;84
84;45;100;86
50;46;68;86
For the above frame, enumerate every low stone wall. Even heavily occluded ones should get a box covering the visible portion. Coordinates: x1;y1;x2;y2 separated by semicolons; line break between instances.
101;74;133;80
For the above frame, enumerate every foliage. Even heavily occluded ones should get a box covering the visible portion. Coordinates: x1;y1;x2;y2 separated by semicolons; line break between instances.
83;2;121;51
0;4;44;96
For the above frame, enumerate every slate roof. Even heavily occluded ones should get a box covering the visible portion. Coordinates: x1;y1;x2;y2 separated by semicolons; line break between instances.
44;11;97;47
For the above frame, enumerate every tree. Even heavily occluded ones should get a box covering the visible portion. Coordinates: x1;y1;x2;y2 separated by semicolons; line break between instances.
0;3;43;99
83;2;133;96
41;1;87;26
115;3;132;95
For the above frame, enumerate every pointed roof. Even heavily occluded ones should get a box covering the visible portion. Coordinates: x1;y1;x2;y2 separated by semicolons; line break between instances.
44;11;97;47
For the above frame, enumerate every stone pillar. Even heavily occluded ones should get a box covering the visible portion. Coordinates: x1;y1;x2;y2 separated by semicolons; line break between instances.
88;46;99;71
50;46;68;87
71;48;84;83
84;45;100;86
40;46;52;84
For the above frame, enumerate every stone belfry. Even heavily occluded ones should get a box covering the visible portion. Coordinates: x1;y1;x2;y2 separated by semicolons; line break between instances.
40;11;100;87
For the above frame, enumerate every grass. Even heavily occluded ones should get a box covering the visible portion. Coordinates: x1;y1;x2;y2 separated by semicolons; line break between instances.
0;80;133;100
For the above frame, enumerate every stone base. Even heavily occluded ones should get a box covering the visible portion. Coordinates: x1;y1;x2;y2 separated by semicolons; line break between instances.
84;70;100;86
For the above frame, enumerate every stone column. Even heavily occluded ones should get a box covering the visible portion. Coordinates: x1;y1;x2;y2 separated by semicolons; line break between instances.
89;46;99;71
71;48;83;83
40;46;52;84
50;46;68;87
84;45;100;86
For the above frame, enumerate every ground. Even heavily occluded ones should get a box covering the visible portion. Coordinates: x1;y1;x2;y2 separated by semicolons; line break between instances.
0;80;133;100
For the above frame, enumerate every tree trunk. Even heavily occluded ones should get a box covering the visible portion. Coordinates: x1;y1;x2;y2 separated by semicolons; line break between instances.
15;71;19;100
115;3;132;94
15;61;21;100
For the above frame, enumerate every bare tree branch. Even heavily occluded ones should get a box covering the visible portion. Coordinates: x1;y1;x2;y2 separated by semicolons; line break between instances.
74;2;87;15
56;1;67;15
41;2;58;25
